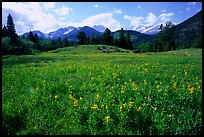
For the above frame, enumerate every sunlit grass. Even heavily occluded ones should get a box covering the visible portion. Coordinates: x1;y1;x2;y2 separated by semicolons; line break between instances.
2;45;202;135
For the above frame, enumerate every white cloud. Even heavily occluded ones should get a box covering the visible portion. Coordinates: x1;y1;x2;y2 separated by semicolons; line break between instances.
161;10;166;13
146;13;157;26
113;8;122;14
138;6;141;9
53;5;73;16
124;15;144;29
43;2;56;10
159;12;174;22
94;4;99;8
93;4;103;8
2;2;69;34
78;13;122;31
189;2;196;6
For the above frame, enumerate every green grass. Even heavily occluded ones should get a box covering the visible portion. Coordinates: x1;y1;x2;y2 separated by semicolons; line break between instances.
2;45;202;135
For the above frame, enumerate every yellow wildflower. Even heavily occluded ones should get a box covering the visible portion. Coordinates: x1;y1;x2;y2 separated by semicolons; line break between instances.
96;94;100;99
129;102;134;108
157;85;160;89
106;105;108;110
73;99;78;106
80;97;83;100
121;90;125;94
91;104;98;109
144;80;147;85
173;82;177;88
69;94;73;100
120;106;123;112
54;95;58;100
105;116;110;123
136;106;142;112
101;104;104;109
189;87;195;93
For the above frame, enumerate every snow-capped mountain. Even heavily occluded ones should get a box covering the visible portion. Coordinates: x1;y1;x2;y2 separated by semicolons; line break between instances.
133;21;175;35
47;26;77;39
135;25;161;35
92;25;107;32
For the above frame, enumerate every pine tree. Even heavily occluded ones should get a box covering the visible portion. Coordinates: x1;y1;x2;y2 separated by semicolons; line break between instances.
2;25;7;36
28;31;34;42
126;33;133;50
102;28;114;46
77;31;87;45
33;33;39;43
63;37;69;47
118;28;127;49
57;37;62;48
6;14;18;45
90;32;95;45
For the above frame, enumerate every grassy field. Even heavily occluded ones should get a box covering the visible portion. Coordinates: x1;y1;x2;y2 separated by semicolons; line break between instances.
2;45;202;135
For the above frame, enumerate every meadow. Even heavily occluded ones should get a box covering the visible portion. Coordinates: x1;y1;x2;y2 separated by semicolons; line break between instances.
2;45;202;135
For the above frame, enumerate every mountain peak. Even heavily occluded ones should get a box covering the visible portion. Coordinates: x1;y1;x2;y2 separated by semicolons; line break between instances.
92;25;107;32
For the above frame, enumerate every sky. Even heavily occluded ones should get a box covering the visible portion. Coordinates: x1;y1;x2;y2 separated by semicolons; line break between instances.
2;2;202;35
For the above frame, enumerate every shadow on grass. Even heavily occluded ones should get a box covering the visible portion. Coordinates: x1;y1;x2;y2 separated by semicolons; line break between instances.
2;110;27;135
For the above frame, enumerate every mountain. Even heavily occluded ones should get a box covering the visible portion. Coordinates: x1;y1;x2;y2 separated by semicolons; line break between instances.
92;25;107;32
112;30;155;45
61;26;103;41
171;10;202;46
21;30;47;38
47;26;77;39
126;25;160;35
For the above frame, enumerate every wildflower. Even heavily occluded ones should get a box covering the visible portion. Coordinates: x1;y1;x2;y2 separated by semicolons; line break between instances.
168;114;173;118
129;102;134;108
80;97;83;100
144;80;147;85
121;90;125;94
69;94;73;100
96;94;100;99
101;104;104;109
189;87;195;93
106;105;108;110
144;68;148;72
157;85;160;89
173;82;177;88
105;116;110;123
120;106;123;111
136;106;142;112
91;104;98;109
55;95;58;100
73;99;78;106
122;103;126;108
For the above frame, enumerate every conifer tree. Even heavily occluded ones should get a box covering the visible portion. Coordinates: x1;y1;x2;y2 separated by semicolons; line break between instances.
102;28;114;46
2;25;7;36
6;14;18;45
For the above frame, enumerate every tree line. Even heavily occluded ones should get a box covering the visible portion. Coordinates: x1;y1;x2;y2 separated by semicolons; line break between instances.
2;14;202;55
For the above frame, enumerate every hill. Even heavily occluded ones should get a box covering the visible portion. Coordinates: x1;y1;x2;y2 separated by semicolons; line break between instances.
112;30;155;45
169;10;202;46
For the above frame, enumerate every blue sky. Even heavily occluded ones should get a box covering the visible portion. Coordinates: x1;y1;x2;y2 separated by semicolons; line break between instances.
2;2;202;34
